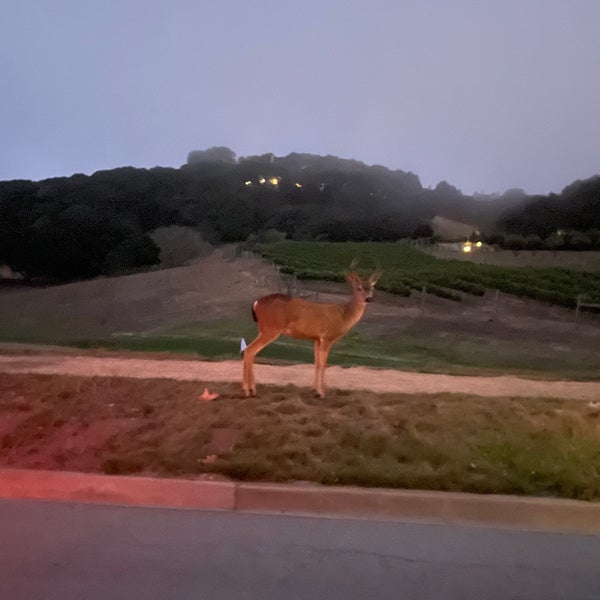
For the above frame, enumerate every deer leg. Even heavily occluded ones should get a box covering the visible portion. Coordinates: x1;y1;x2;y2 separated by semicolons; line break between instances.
313;340;321;394
242;330;280;397
315;339;334;398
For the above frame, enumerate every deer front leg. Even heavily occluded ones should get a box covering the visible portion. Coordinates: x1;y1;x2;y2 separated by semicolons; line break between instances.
242;350;254;397
242;331;280;397
314;339;334;398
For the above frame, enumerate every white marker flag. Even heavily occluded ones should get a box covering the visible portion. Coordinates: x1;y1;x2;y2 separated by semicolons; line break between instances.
240;338;247;354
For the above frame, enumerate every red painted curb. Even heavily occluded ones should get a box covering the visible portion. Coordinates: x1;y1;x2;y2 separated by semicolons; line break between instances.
0;468;234;510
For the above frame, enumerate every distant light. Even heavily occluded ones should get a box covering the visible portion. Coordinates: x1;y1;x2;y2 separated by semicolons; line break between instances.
244;180;252;186
268;177;279;186
258;177;266;184
462;243;472;253
475;241;482;248
294;182;303;188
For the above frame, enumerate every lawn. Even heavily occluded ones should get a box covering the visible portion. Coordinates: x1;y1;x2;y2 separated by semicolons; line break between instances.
69;316;600;381
2;373;599;502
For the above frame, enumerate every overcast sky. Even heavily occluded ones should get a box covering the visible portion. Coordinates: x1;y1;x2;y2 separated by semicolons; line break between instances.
1;0;599;195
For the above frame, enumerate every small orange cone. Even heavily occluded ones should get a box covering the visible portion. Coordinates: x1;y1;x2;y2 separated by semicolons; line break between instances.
199;387;219;402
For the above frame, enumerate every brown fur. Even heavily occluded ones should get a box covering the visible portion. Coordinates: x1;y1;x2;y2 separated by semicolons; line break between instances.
242;271;380;398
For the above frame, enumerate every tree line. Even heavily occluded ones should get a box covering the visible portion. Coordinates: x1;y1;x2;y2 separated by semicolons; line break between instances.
0;147;598;282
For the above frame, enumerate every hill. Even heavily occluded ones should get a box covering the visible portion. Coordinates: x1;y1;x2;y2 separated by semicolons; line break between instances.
1;148;598;282
0;248;276;341
497;176;600;241
1;246;599;382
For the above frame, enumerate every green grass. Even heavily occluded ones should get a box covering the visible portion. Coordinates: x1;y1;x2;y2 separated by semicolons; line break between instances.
64;320;599;381
2;373;600;501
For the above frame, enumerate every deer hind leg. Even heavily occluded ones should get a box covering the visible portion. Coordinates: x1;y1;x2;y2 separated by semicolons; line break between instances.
313;340;321;394
242;330;280;397
314;339;334;398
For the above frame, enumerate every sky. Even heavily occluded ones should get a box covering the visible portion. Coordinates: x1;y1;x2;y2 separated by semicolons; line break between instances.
1;0;599;195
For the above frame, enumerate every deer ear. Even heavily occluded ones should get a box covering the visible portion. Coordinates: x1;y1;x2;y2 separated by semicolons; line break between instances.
345;272;359;285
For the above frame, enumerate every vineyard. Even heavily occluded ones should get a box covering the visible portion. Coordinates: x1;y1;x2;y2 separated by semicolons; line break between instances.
256;241;600;308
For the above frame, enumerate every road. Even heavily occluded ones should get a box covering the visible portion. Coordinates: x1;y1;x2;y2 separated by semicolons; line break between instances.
1;499;599;599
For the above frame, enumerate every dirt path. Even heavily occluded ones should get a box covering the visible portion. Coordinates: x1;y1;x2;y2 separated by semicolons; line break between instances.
1;354;599;400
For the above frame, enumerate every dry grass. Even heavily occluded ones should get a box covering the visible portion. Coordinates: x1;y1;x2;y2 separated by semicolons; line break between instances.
1;373;600;501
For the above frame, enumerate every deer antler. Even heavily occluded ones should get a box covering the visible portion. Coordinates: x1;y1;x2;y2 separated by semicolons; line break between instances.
369;262;383;284
345;259;360;283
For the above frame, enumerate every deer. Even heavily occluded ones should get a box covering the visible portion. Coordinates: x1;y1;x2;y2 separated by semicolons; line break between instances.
242;265;381;398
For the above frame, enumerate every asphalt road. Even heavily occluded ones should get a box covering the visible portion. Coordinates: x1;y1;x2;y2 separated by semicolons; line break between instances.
1;499;600;600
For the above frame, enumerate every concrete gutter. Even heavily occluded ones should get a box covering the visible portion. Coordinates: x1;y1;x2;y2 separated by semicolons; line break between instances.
1;468;599;535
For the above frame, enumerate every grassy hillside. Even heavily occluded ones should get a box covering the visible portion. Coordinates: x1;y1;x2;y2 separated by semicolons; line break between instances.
1;244;599;380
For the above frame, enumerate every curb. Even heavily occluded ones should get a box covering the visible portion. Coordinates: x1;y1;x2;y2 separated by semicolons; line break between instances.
0;468;234;510
1;468;600;535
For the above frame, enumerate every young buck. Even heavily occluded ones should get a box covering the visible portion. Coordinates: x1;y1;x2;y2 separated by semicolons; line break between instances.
242;267;381;398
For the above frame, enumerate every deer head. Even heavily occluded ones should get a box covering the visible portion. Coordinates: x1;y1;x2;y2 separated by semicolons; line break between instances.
346;266;381;303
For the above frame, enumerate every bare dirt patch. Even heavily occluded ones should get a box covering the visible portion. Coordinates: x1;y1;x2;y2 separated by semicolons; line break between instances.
1;352;599;400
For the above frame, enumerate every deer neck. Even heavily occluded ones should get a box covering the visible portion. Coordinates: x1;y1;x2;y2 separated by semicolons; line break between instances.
342;295;367;329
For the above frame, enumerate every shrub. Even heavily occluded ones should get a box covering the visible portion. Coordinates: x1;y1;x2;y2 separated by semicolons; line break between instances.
567;232;592;251
502;234;526;251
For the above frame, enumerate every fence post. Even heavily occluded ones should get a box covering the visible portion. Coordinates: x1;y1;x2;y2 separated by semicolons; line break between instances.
277;271;282;293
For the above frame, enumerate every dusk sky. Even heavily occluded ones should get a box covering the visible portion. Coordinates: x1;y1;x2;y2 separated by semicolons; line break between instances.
2;0;599;195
